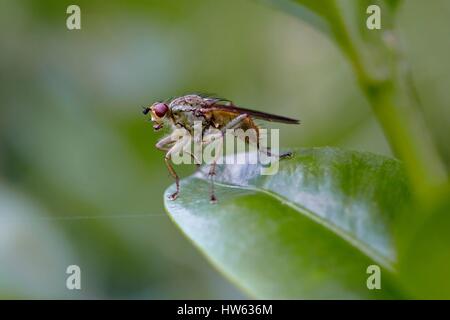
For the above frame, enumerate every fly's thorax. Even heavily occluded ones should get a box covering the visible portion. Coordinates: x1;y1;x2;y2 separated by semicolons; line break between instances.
170;105;208;132
169;94;206;108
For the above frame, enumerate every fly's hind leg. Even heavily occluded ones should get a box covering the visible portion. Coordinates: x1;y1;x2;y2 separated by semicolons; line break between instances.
207;149;221;204
208;161;217;203
156;135;174;152
220;113;293;161
225;113;265;164
259;148;293;160
279;151;293;159
164;142;189;201
223;113;250;131
203;129;224;203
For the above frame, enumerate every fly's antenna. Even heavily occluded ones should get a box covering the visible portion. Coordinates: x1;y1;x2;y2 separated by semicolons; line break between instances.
142;106;151;115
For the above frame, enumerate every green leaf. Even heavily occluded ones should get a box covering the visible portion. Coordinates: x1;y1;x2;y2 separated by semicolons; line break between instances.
384;0;403;13
293;0;339;23
356;0;403;34
263;0;350;38
261;0;337;36
164;147;410;298
398;195;450;298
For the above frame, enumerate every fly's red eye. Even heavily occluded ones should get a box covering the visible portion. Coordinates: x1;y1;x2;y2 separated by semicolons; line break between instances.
153;103;168;118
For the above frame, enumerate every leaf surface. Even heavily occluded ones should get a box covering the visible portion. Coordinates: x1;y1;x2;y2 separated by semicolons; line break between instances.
165;148;409;298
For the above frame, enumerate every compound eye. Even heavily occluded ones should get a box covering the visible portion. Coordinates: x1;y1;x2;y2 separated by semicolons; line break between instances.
153;103;168;118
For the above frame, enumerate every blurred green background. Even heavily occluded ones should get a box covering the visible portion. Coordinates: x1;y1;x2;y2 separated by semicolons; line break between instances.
0;0;449;298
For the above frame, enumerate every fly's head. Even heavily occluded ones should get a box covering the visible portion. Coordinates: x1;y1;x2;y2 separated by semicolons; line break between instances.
143;102;170;131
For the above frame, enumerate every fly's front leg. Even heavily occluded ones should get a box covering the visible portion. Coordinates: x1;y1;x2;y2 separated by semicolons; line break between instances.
279;151;293;159
161;136;191;201
165;155;180;200
156;136;180;200
156;135;174;151
259;147;293;159
209;161;217;203
157;134;200;170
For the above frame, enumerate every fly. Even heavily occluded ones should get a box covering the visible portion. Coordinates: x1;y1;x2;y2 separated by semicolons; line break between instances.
143;94;299;203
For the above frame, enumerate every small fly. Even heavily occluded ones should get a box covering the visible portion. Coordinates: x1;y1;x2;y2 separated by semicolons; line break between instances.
143;94;299;203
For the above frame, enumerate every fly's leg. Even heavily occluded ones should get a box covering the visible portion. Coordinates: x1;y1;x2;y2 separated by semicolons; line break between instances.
156;136;179;200
165;155;180;200
203;113;254;203
156;135;201;190
206;139;222;203
279;151;293;159
157;135;200;163
209;161;217;203
164;142;185;201
224;115;293;160
259;148;293;160
181;140;202;167
221;114;294;162
203;130;224;203
224;113;260;148
156;135;174;151
158;135;191;201
224;113;265;163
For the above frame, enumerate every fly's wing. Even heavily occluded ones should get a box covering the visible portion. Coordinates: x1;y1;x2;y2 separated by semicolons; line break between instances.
205;101;300;124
